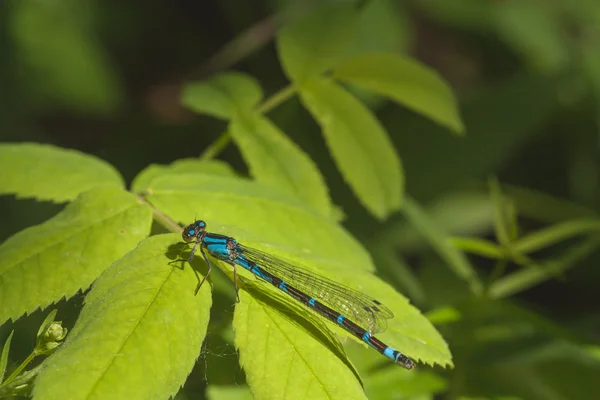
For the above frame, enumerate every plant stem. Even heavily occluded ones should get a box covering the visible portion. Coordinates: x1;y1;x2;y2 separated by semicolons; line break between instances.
199;84;297;160
199;15;280;77
2;351;36;387
0;364;42;397
256;84;296;114
144;199;183;233
486;259;507;297
200;131;232;160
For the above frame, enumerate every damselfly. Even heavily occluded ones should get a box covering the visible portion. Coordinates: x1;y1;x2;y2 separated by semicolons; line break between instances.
179;219;415;369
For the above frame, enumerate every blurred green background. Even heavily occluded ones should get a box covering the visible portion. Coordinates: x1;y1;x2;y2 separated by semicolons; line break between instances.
1;0;600;399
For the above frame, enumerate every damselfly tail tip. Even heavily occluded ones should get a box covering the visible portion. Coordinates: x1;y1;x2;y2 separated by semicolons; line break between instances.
398;356;416;370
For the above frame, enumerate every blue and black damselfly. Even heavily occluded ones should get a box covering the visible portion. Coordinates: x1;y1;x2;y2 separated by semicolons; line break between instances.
179;219;415;369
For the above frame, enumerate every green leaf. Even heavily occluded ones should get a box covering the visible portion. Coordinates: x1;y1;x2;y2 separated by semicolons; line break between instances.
0;331;13;384
370;245;427;305
348;274;452;368
276;3;358;83
512;219;600;254
344;342;447;398
0;143;124;203
489;235;600;299
333;52;464;134
299;77;403;220
33;234;212;400
381;191;495;252
207;385;253;400
394;72;557;200
181;72;263;120
478;301;580;350
145;173;371;271
401;197;483;295
466;340;600;400
234;274;450;400
363;367;447;400
355;0;411;54
584;345;600;362
36;309;58;338
452;301;600;399
131;159;236;194
502;184;598;223
229;113;334;218
489;177;516;245
144;173;451;368
234;287;367;400
450;237;506;260
0;188;152;325
425;307;461;326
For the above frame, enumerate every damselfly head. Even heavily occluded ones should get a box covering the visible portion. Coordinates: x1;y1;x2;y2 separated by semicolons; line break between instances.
182;220;206;242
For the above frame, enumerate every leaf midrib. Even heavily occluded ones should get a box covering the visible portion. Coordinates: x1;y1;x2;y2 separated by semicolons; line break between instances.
255;297;344;400
325;109;390;210
0;201;140;276
239;118;308;205
82;265;176;399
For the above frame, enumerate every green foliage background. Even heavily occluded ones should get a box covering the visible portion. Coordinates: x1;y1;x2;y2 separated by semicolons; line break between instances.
1;0;600;399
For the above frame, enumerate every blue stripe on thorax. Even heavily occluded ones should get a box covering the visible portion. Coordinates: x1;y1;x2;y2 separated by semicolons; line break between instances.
204;243;229;259
202;233;229;245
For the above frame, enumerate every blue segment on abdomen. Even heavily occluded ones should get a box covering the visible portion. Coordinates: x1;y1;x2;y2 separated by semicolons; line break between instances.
279;281;288;292
337;315;344;324
383;347;396;360
309;298;315;307
252;265;271;282
235;256;272;283
236;256;250;270
362;332;379;350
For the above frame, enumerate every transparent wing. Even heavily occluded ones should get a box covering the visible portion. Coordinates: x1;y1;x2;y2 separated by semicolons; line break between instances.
238;244;393;334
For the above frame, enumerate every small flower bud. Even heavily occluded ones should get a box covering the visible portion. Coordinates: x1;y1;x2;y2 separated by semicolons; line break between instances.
42;341;62;352
44;323;67;342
